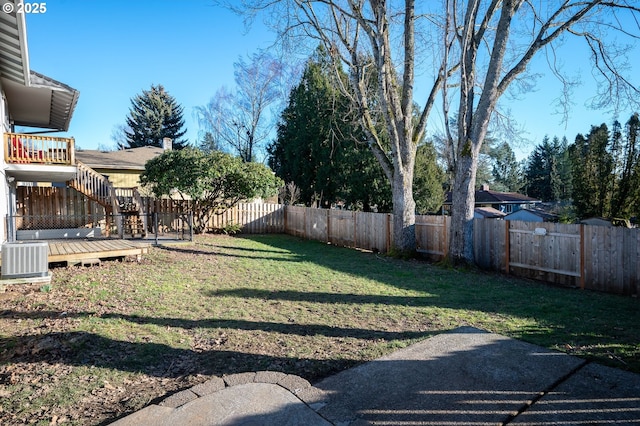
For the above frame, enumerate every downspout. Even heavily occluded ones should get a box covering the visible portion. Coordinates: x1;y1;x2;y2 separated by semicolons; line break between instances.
6;177;17;242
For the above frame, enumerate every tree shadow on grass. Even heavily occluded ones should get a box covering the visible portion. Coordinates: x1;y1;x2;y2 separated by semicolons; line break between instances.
226;235;640;370
0;308;434;383
0;330;351;381
205;288;439;307
155;244;306;263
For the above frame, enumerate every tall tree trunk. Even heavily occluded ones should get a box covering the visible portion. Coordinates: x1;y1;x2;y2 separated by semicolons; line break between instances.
449;151;478;264
391;164;416;254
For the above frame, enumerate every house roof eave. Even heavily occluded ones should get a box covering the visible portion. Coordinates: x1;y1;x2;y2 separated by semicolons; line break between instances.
0;1;30;86
1;5;79;131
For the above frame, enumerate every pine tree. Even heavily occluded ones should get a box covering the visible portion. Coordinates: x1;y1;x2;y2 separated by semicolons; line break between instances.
122;85;188;150
270;49;386;209
525;137;556;201
414;142;445;214
490;142;523;193
569;124;614;218
611;114;640;218
197;131;220;154
524;136;571;202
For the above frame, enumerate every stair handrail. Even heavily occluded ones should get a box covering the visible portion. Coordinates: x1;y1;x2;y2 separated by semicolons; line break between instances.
72;161;119;211
70;161;122;236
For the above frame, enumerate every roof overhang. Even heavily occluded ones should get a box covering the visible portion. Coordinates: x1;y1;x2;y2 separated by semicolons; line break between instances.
2;71;79;131
0;1;30;86
5;163;77;182
0;2;79;131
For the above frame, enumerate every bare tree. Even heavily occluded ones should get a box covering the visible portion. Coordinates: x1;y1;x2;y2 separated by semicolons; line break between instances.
279;181;302;205
110;123;130;151
234;0;639;261
441;1;639;263
195;50;286;162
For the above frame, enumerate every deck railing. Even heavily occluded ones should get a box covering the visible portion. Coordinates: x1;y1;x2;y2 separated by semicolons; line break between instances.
115;188;141;211
3;132;75;165
70;161;118;211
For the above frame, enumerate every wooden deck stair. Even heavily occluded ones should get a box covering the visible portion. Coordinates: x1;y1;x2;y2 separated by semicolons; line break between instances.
68;161;147;237
115;187;147;237
68;161;119;212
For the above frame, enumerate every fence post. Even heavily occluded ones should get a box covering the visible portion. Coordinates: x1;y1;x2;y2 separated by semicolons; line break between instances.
326;209;331;244
386;213;391;253
189;212;194;242
284;205;288;234
303;207;307;240
505;220;510;274
579;224;585;290
353;211;357;249
154;212;158;246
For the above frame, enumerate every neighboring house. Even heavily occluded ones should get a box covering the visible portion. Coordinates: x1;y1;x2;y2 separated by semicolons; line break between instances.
1;4;79;242
443;184;540;215
474;206;506;219
504;207;558;223
75;144;168;189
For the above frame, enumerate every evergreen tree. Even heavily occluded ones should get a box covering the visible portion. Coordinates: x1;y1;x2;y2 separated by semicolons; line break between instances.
197;131;220;154
610;114;640;218
123;85;188;150
524;136;571;202
569;124;614;218
554;137;573;201
524;137;555;201
270;49;444;212
269;50;348;207
568;115;640;220
414;142;445;213
274;52;389;209
489;142;523;193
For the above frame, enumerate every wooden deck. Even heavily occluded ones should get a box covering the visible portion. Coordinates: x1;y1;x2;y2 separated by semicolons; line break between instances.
47;239;150;264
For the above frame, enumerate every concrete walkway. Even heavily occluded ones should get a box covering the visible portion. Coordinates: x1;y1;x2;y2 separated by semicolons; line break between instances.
111;327;640;425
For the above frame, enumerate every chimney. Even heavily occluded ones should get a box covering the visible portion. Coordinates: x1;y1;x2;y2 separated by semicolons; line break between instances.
480;184;490;191
162;137;173;151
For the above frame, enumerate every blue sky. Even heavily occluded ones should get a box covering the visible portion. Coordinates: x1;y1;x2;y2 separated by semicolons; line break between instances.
24;1;637;160
25;0;277;151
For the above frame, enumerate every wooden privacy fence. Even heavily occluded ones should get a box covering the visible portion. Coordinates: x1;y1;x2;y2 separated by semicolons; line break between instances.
11;189;640;295
285;206;392;252
284;206;448;259
16;186;106;228
281;206;640;296
474;219;640;295
140;198;285;234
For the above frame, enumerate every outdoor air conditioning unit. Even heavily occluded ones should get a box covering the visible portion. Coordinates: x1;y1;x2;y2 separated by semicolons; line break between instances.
1;242;49;279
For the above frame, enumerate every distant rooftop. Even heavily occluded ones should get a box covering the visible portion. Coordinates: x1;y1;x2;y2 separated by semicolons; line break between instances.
505;207;559;222
475;206;506;219
444;185;540;205
75;146;165;170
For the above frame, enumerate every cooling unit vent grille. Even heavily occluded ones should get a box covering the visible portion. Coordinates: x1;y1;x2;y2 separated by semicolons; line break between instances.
1;242;49;279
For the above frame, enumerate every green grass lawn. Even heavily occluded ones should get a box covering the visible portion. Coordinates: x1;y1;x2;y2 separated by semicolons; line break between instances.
1;233;638;425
